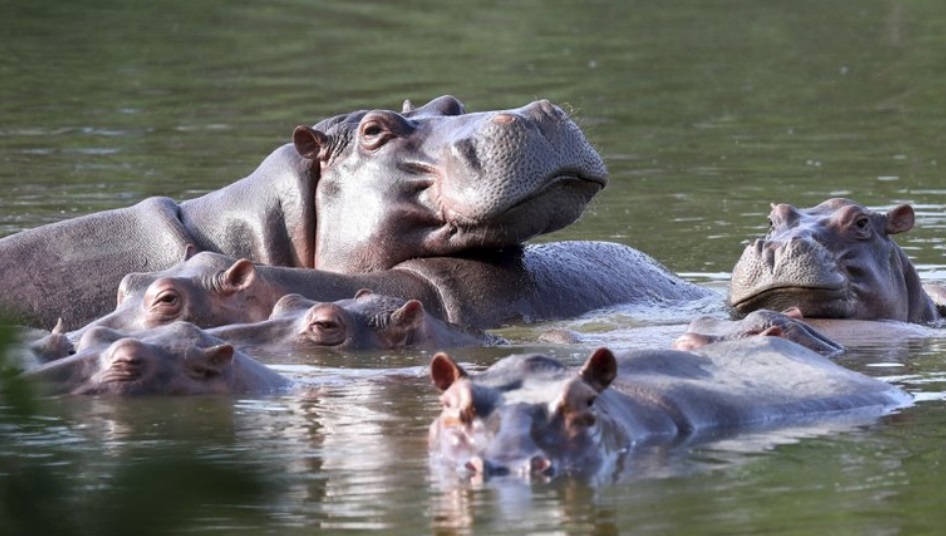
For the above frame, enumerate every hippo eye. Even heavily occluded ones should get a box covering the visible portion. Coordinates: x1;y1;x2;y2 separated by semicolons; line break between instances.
359;119;393;150
306;315;347;346
149;289;182;317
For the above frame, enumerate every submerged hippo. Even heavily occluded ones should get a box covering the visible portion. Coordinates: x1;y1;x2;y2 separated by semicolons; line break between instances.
729;198;941;324
672;308;844;356
0;96;610;328
63;240;712;337
208;291;504;356
428;338;911;479
23;322;290;396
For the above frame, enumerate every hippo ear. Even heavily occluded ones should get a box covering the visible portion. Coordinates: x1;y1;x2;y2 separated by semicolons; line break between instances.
886;204;915;235
431;352;468;391
183;244;198;261
401;99;414;113
222;259;256;294
578;347;617;392
392;300;425;331
293;126;330;162
188;344;235;377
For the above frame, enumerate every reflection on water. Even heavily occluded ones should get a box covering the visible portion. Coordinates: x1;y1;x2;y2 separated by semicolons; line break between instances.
4;0;946;533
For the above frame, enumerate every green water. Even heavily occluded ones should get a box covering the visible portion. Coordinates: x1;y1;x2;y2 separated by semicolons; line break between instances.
3;0;946;534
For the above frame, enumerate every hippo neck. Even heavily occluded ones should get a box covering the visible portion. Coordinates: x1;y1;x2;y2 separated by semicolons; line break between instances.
179;144;317;268
899;248;940;324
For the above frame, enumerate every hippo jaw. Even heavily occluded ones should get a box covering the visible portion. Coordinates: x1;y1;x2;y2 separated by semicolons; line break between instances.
296;96;608;272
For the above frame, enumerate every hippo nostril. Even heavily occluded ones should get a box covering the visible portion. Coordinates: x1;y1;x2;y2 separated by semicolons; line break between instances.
492;113;517;125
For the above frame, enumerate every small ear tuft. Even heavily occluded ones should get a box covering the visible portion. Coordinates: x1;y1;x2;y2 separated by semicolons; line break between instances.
402;99;414;113
293;126;330;161
579;347;617;392
190;344;235;376
222;259;256;293
886;204;915;235
392;300;425;330
430;352;467;391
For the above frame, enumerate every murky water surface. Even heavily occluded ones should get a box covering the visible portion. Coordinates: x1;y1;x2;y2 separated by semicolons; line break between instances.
3;0;946;533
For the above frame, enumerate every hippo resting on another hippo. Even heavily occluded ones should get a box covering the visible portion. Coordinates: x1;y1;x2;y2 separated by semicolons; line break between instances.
729;198;943;325
0;95;711;330
24;322;290;396
208;291;504;357
428;338;911;479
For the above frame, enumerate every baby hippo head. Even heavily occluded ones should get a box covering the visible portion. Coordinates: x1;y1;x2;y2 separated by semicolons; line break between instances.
73;323;239;396
268;290;428;351
428;348;626;480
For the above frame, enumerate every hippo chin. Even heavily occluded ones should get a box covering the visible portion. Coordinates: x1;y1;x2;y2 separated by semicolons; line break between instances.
0;96;606;329
428;338;910;479
23;322;290;396
729;198;940;324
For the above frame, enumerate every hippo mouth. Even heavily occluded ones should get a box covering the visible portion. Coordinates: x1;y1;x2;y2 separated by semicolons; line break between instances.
433;170;606;245
731;285;852;317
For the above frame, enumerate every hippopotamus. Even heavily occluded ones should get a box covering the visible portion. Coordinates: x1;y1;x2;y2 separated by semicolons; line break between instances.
729;198;941;324
207;291;504;356
22;322;290;396
59;237;713;339
672;307;844;356
0;96;613;329
428;338;911;479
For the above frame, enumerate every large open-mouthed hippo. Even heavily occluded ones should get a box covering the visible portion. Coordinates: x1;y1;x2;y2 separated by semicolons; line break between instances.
428;338;911;479
729;198;943;324
24;322;290;396
0;96;712;329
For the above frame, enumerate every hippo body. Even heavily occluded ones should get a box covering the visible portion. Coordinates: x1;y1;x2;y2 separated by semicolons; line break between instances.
429;338;911;479
729;198;940;324
0;96;611;329
64;242;713;339
208;291;504;356
23;322;290;396
673;308;844;356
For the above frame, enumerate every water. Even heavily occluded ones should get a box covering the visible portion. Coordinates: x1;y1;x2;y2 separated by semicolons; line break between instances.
3;0;946;533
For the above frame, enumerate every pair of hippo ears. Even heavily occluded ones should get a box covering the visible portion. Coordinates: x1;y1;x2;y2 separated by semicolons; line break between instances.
430;347;618;393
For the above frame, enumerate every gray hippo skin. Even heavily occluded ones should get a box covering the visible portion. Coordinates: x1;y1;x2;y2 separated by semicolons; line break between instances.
23;322;290;396
208;290;505;356
66;243;712;338
0;96;608;328
672;308;844;356
729;198;940;323
428;338;911;479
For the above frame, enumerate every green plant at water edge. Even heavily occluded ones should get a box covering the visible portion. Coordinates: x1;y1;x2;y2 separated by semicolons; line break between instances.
0;322;272;536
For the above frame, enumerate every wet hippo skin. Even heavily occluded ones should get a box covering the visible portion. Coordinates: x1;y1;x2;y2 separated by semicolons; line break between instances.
428;338;911;479
0;96;712;329
729;198;940;324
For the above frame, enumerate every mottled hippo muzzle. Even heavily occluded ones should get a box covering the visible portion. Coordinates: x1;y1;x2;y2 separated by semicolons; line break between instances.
729;198;937;323
428;349;626;480
293;95;608;272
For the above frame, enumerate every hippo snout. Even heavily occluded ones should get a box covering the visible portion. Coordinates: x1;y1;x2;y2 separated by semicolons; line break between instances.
465;453;555;479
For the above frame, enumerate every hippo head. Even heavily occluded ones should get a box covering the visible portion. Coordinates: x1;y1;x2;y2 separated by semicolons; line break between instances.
265;290;428;351
71;252;275;339
29;323;242;396
428;348;626;479
729;198;937;323
293;95;608;272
